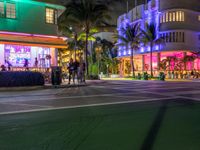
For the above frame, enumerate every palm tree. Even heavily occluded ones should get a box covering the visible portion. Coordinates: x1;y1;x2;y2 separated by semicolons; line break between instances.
116;23;140;78
60;0;110;76
141;23;165;77
181;54;197;70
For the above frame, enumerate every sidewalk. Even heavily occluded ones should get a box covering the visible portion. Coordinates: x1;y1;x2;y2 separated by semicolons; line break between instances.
101;77;200;82
0;81;90;92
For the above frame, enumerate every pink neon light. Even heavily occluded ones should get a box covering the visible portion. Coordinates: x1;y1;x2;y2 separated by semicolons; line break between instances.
0;31;67;39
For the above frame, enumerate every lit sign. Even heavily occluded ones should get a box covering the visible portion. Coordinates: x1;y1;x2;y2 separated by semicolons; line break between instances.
4;45;31;67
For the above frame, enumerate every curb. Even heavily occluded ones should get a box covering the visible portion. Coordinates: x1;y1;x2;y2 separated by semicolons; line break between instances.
0;83;88;92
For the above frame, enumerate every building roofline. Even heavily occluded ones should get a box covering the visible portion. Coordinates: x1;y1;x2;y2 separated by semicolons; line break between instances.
13;0;65;10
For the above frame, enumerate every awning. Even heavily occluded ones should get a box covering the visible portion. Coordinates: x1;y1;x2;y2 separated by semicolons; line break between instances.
0;33;67;48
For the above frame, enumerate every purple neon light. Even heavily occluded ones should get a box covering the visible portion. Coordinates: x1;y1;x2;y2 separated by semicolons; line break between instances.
0;31;67;39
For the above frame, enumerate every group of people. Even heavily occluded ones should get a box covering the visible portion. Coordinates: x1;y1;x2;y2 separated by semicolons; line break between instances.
0;59;12;71
67;58;85;84
0;58;38;72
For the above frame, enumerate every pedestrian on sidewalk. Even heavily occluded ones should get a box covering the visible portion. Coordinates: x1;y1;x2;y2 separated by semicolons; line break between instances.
74;59;80;84
67;58;75;84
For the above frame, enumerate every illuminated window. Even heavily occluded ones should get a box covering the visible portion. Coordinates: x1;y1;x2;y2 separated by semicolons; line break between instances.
0;2;16;19
176;11;179;21
6;3;16;19
198;15;200;21
0;1;4;17
181;11;184;21
169;12;172;22
163;13;165;23
173;12;176;21
166;12;168;22
179;11;184;21
46;8;57;24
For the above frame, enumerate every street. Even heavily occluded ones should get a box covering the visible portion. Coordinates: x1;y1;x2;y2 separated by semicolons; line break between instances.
0;80;199;115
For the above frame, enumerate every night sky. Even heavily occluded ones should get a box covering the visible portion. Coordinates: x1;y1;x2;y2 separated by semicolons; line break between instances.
39;0;146;25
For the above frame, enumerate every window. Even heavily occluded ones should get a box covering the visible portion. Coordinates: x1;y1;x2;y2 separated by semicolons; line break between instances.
0;1;4;17
160;11;185;23
176;11;179;21
182;32;185;42
173;32;175;42
179;32;182;42
169;32;172;42
46;8;57;24
163;32;185;43
179;11;184;21
198;15;200;21
176;32;178;42
0;2;16;19
169;12;172;22
173;12;176;21
166;12;168;22
6;3;16;18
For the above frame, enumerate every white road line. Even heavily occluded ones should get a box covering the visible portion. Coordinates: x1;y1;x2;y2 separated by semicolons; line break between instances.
0;92;139;103
0;102;52;108
0;97;174;115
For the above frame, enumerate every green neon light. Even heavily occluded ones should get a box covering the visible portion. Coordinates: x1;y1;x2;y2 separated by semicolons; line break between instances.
11;0;65;9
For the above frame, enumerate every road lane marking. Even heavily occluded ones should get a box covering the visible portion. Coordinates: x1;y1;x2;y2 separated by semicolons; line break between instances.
0;97;176;115
0;102;52;108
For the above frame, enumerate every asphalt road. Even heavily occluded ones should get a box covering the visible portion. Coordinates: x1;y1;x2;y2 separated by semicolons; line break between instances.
0;80;200;115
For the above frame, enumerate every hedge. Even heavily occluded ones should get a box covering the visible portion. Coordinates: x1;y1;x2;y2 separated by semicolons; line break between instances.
0;71;45;87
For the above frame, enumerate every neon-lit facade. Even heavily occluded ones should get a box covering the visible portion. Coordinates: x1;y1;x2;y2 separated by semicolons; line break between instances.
117;0;200;77
0;0;66;69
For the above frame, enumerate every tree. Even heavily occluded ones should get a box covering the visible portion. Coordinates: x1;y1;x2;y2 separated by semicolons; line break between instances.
116;23;140;78
60;0;110;76
141;23;165;77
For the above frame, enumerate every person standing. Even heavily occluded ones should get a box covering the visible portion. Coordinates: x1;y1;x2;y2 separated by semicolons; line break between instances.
73;59;80;84
67;58;75;84
24;59;29;71
34;57;38;67
79;59;86;83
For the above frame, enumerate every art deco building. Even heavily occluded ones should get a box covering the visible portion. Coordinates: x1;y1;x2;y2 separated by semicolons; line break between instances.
117;0;200;76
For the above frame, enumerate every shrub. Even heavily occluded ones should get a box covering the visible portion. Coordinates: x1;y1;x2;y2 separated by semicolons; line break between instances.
159;72;165;81
0;71;45;87
142;72;149;80
137;73;142;80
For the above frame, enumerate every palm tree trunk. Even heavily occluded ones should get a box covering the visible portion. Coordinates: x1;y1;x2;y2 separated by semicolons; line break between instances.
74;33;77;60
85;30;89;76
150;42;153;77
130;49;135;78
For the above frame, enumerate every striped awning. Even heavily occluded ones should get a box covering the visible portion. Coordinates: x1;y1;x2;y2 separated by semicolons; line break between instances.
0;32;67;48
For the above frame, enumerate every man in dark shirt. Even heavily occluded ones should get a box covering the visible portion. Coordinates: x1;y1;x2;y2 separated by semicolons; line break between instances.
67;58;75;84
73;59;80;83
